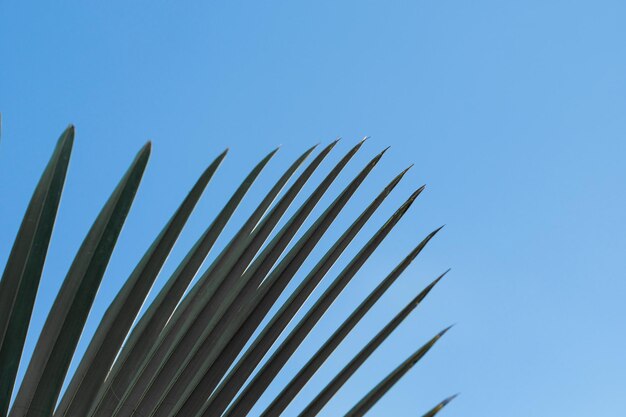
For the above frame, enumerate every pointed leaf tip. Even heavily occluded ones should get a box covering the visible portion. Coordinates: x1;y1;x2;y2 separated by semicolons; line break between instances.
370;149;387;166
422;270;450;295
394;188;423;217
135;142;152;165
58;125;75;147
208;148;228;168
321;139;340;153
401;164;414;175
444;393;459;405
430;268;450;286
422;394;458;417
394;170;410;184
373;146;390;162
440;324;455;336
411;271;447;306
423;225;445;242
349;138;366;152
309;143;321;152
387;168;410;190
298;144;319;162
409;184;426;200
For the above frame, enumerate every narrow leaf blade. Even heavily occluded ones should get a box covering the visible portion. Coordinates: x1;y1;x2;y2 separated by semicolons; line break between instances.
9;143;150;417
0;127;74;416
222;186;424;417
344;326;452;417
54;149;226;417
299;269;448;417
261;224;442;417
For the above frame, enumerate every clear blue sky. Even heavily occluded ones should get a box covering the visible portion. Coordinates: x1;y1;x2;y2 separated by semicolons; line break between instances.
2;2;626;416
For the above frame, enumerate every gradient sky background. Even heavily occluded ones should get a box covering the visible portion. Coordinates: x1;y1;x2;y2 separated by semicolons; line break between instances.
2;2;626;416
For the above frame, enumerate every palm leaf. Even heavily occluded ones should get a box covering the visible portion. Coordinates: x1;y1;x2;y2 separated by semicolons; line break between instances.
182;163;411;417
343;326;452;417
160;146;386;417
194;163;406;415
88;145;314;417
0;127;74;416
53;149;227;417
221;186;425;417
9;142;150;417
260;227;444;417
1;128;455;417
298;271;449;417
121;140;361;417
110;142;337;416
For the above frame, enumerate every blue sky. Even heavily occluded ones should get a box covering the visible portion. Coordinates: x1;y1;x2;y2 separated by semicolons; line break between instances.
2;1;626;416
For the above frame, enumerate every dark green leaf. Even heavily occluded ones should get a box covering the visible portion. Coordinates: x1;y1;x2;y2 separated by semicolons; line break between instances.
299;270;448;417
0;127;74;417
54;149;227;417
222;186;425;417
261;226;443;417
193;153;403;417
343;326;452;417
127;140;359;417
110;143;326;416
166;145;386;417
8;142;150;417
91;146;289;416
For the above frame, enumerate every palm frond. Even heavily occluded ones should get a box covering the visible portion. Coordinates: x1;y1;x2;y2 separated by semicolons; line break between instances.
343;326;452;417
260;229;444;417
9;141;150;417
163;146;386;417
190;164;413;417
298;274;450;417
1;128;455;417
220;187;426;417
0;127;74;416
54;149;227;417
88;145;294;417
